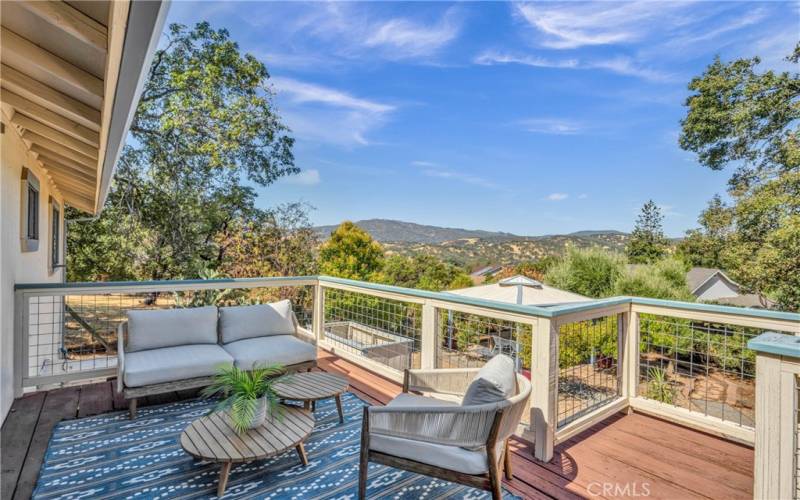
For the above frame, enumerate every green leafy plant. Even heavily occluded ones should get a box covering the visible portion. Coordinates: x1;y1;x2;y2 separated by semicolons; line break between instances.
201;364;286;433
646;367;675;404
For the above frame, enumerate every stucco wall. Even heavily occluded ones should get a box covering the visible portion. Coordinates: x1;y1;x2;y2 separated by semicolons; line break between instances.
1;109;65;423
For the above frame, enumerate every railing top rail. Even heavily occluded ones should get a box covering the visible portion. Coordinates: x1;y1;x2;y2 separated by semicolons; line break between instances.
748;332;800;358
14;274;800;324
318;275;556;318
627;296;800;323
14;276;318;292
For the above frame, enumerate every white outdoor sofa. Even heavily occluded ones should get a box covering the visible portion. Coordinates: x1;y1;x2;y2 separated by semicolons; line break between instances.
117;300;316;418
359;355;531;500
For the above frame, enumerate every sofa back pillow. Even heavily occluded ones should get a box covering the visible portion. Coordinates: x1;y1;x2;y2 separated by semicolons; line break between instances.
461;354;517;406
219;300;296;344
126;306;218;352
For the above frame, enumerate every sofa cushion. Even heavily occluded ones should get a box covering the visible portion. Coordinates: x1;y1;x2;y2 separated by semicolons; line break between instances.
126;306;218;352
222;334;316;370
123;344;233;388
219;300;296;344
461;354;516;406
369;434;488;475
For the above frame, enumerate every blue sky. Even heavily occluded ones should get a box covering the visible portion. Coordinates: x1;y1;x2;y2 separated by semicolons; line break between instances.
165;1;798;237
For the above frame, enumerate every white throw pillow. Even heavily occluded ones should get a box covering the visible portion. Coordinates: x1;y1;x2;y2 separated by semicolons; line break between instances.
461;354;516;406
219;300;296;344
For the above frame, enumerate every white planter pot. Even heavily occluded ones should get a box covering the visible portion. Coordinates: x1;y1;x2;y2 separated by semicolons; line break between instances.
244;397;268;430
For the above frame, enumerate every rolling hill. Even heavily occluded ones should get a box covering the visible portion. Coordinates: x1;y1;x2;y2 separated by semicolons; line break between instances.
313;219;631;267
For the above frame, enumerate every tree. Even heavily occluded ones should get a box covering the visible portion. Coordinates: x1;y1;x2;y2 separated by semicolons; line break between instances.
486;256;558;284
319;222;384;280
68;22;296;281
217;203;319;279
615;258;694;301
377;254;472;291
544;246;625;298
676;195;732;268
679;43;800;310
626;200;668;264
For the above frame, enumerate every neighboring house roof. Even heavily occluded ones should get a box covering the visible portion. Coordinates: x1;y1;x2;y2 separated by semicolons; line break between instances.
0;1;169;214
713;294;775;309
686;267;740;294
448;274;590;306
470;265;502;277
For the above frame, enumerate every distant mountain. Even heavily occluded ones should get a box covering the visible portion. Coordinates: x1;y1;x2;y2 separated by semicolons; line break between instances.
567;230;627;237
313;219;632;267
313;219;519;244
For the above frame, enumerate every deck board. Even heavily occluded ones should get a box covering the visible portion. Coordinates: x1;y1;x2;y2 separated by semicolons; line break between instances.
1;349;754;499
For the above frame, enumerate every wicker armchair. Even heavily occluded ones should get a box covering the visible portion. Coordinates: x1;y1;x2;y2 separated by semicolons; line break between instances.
359;357;531;500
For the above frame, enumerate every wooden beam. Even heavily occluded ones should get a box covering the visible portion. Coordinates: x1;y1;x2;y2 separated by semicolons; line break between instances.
35;151;96;178
1;90;99;146
1;64;101;130
22;131;98;164
39;156;97;185
13;114;99;158
1;30;104;100
31;143;97;172
18;2;108;52
58;188;95;210
43;169;96;198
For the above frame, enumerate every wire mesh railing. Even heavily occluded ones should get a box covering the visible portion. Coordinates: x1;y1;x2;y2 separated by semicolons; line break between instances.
637;314;792;428
20;283;313;385
322;286;422;371
557;313;621;428
435;308;531;373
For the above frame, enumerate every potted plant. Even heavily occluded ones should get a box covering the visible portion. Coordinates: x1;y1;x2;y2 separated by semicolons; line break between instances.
201;364;286;433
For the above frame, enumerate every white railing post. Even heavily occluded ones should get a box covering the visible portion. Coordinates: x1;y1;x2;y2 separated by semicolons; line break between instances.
421;301;437;370
749;333;800;500
13;289;27;398
620;309;639;402
531;317;557;462
312;282;325;344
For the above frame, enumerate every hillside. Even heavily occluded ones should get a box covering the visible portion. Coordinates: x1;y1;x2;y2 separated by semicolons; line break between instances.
314;219;630;267
314;219;518;243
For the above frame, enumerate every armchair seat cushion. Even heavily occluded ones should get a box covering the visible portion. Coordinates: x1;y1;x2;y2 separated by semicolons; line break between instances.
223;334;316;370
387;393;458;408
124;344;233;388
370;434;488;475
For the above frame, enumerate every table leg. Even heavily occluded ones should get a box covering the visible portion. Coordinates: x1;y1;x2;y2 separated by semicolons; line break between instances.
217;461;232;497
311;400;316;412
303;400;310;411
296;442;309;466
335;394;344;423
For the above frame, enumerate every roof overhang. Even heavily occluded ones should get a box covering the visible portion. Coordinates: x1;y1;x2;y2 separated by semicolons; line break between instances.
1;0;169;214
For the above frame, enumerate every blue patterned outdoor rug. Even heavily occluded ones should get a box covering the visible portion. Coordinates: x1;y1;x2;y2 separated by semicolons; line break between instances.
34;392;519;499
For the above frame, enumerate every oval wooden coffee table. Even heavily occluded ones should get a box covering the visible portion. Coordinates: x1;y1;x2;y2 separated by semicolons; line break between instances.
273;372;349;423
180;405;314;497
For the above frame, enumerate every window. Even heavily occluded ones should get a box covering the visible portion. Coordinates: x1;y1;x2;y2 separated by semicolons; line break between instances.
50;200;61;271
21;168;40;252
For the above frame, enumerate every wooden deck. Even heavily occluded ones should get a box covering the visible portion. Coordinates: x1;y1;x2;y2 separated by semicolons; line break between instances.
2;349;754;500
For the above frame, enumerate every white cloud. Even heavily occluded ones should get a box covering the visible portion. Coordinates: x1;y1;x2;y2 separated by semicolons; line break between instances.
271;78;395;147
519;118;582;135
578;193;588;199
412;161;499;189
271;77;394;114
475;51;671;82
545;193;569;201
365;10;461;58
513;2;693;50
283;169;321;186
